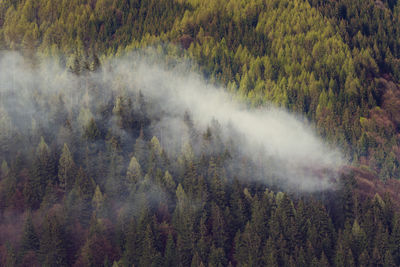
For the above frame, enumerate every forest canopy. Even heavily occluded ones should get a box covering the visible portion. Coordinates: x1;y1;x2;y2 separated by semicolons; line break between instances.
1;0;400;266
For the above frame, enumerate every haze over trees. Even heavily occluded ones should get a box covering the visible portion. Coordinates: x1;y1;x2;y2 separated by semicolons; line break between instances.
1;0;400;266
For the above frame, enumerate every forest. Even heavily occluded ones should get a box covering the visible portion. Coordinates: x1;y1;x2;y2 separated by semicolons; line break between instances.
1;0;400;266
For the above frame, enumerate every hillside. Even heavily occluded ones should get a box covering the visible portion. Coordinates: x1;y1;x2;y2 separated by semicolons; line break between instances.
1;0;400;266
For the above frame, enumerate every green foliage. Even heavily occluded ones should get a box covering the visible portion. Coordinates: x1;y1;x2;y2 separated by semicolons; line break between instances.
2;0;400;179
39;215;68;266
20;213;39;255
126;156;142;186
58;143;76;191
1;0;400;266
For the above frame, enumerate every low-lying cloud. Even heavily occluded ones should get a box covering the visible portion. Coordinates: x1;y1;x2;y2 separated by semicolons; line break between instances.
0;51;346;192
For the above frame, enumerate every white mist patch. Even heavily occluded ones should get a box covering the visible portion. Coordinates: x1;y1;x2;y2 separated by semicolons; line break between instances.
108;58;345;191
0;52;346;192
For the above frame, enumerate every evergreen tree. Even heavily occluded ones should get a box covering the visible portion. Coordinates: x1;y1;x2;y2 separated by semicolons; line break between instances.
164;233;177;267
208;244;227;267
20;213;39;256
84;118;101;142
261;237;278;267
1;160;9;180
122;219;139;266
5;244;17;267
25;137;56;209
58;143;76;192
134;129;148;169
391;214;400;265
39;215;68;266
126;156;142;186
139;224;157;267
92;185;104;212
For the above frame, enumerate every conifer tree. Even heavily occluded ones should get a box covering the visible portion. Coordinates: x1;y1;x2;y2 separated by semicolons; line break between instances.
84;118;101;142
0;160;9;181
164;233;177;267
261;237;278;267
126;156;142;186
20;213;39;255
122;219;139;266
92;185;104;212
39;215;68;266
208;244;227;267
139;224;157;267
5;244;17;267
58;143;76;191
134;128;148;169
26;137;56;208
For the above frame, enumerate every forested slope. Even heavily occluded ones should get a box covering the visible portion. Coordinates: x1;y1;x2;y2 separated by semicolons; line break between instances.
2;0;400;180
1;0;400;266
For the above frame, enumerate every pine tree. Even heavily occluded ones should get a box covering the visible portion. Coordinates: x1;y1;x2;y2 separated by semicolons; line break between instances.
92;185;104;212
134;128;148;169
75;167;95;201
39;215;68;266
104;135;125;197
236;222;261;266
0;107;13;160
334;243;346;267
209;158;225;207
122;219;139;266
163;170;176;193
75;167;95;224
148;136;163;173
5;244;17;267
197;211;211;263
391;214;400;265
261;237;278;267
84;118;101;141
190;252;203;267
1;160;9;180
211;203;227;250
351;219;367;259
90;52;101;71
58;143;76;191
230;179;248;231
20;213;39;256
345;249;355;267
250;195;269;241
358;249;370;267
383;250;395;267
69;52;81;75
26;137;56;208
164;233;177;267
208;244;227;267
139;224;157;267
372;246;383;266
126;156;142;186
174;184;194;267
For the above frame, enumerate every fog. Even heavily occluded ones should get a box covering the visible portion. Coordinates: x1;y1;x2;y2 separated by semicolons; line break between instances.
0;51;346;192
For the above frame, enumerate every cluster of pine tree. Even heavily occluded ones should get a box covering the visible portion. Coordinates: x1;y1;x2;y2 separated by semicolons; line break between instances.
1;0;400;266
0;60;399;266
2;0;400;180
